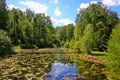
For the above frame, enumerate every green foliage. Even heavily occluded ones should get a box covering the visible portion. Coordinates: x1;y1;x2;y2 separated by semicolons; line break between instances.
0;0;8;30
12;46;21;53
76;2;118;51
0;29;12;54
73;40;81;53
108;22;120;54
66;24;74;41
6;8;59;48
56;24;74;42
19;18;34;44
69;39;75;49
56;24;74;47
64;41;69;48
0;1;120;79
81;24;94;54
107;22;120;79
56;26;67;42
74;22;84;40
73;24;95;54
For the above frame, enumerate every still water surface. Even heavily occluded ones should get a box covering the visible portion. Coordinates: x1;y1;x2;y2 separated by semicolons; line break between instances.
45;62;81;80
0;49;107;80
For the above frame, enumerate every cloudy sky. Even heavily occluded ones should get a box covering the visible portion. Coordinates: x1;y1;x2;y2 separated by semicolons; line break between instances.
6;0;120;27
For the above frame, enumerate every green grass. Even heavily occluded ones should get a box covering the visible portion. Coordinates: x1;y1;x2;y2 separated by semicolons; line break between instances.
92;51;107;59
92;51;106;55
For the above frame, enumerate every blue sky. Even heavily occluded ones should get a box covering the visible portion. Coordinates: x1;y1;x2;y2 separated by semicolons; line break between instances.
6;0;120;27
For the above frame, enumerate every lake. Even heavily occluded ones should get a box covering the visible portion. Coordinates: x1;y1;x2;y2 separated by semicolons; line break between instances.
45;62;81;80
0;48;107;80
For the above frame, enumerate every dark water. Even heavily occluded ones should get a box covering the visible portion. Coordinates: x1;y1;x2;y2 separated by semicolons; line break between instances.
45;61;81;80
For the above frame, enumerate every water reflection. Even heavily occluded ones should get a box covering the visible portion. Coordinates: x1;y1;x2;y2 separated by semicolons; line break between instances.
45;62;81;80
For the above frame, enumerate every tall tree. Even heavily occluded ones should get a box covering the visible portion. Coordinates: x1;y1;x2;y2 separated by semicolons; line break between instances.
107;22;120;79
0;29;11;54
81;24;95;54
66;24;74;41
0;0;8;30
75;2;118;51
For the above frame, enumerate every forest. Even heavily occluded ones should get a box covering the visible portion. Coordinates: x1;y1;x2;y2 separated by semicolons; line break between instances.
0;0;120;80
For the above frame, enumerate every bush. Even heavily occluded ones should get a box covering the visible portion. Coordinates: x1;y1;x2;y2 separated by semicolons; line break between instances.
0;29;12;55
69;39;75;49
74;40;81;53
64;41;69;48
107;22;120;79
108;23;120;54
12;46;21;53
79;24;94;54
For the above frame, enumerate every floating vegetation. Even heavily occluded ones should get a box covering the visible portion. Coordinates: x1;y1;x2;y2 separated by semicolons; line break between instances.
0;48;106;80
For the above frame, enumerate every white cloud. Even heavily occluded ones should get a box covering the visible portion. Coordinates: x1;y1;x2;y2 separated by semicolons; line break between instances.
91;1;98;4
77;1;97;12
77;0;120;13
50;0;58;3
54;0;58;3
80;3;89;9
54;7;62;17
8;4;19;10
19;1;48;14
51;17;75;26
102;0;120;6
7;4;25;11
77;3;89;12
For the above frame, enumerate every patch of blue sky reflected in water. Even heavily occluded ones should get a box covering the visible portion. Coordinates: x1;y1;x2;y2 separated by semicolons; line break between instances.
45;62;80;80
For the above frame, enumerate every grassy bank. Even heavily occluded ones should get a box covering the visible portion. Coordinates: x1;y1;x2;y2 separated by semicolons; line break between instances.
64;48;120;80
91;51;120;80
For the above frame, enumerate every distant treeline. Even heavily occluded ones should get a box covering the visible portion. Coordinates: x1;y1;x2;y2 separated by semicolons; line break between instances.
0;0;119;53
0;0;120;53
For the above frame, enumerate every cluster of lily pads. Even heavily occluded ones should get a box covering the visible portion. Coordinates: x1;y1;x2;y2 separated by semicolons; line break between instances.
0;48;106;80
0;52;77;80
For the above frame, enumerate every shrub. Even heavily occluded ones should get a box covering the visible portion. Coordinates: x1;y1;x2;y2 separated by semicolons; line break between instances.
107;22;120;79
74;40;81;53
0;29;12;55
79;24;95;54
64;41;69;48
69;39;75;49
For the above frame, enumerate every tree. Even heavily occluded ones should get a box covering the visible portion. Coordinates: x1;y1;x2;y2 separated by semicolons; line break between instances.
74;22;84;40
81;24;94;54
46;24;57;47
0;29;11;55
0;0;8;30
25;9;34;22
107;22;120;79
66;24;74;41
19;19;33;44
75;2;118;51
56;26;67;42
56;24;74;47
